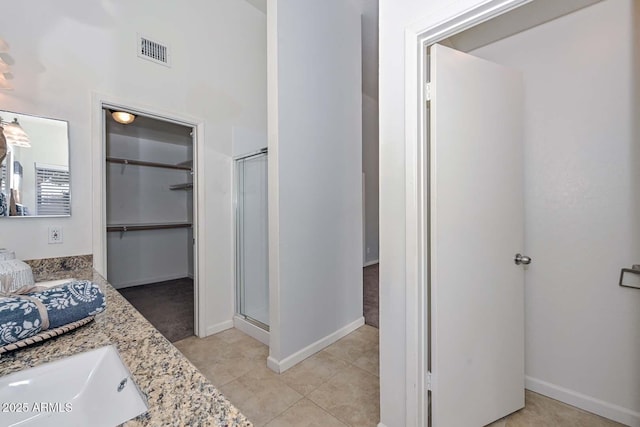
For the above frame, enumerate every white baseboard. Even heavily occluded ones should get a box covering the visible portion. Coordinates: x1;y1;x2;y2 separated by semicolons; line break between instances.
112;273;190;289
364;259;379;267
526;376;640;427
234;315;269;345
204;320;234;337
267;316;365;373
267;355;281;373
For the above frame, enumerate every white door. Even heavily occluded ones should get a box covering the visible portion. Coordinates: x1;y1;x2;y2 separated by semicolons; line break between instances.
429;43;525;426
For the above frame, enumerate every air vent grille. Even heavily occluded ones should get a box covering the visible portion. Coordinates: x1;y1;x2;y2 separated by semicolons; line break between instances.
137;35;170;67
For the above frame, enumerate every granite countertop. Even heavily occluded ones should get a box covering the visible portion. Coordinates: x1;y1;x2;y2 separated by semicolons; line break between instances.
0;266;252;427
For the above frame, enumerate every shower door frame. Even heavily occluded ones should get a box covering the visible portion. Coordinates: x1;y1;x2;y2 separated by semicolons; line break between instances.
234;148;270;333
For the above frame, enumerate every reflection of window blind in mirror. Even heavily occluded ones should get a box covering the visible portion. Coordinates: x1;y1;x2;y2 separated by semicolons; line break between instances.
0;163;5;195
35;163;70;216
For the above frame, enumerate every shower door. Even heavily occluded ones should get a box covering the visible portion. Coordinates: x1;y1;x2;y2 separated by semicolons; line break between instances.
235;151;269;329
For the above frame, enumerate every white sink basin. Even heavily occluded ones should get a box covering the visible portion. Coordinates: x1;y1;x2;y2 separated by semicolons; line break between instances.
0;346;148;427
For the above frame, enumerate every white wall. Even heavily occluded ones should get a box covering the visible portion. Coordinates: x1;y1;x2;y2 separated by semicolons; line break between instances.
380;0;640;425
107;229;191;288
0;0;267;334
232;126;267;158
268;0;363;368
471;1;640;423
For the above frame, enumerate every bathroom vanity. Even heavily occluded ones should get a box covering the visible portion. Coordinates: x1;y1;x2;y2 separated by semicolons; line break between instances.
0;256;251;426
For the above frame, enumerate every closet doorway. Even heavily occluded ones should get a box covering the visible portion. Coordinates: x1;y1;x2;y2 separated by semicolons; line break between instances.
103;108;198;343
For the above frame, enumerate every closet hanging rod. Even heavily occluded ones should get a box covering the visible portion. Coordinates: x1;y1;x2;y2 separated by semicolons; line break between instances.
106;157;192;171
169;183;193;191
106;223;192;232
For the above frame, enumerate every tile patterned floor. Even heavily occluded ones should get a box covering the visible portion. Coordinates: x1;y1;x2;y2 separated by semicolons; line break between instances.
489;391;625;427
175;326;623;427
175;325;379;427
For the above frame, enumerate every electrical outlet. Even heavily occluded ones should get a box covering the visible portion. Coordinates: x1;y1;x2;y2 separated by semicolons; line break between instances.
48;227;63;244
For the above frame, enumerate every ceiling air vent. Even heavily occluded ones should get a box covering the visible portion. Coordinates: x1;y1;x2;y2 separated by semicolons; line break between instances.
137;34;170;67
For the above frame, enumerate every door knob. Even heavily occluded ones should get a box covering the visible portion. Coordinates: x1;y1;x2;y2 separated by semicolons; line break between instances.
514;253;532;265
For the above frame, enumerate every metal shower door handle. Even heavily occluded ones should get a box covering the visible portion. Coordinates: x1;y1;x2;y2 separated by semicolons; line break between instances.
514;253;532;265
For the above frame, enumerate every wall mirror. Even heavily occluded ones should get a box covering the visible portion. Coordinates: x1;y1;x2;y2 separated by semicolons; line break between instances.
0;110;70;217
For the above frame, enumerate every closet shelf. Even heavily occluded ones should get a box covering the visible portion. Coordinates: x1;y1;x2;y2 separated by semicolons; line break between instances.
106;223;192;232
170;183;193;191
106;157;192;171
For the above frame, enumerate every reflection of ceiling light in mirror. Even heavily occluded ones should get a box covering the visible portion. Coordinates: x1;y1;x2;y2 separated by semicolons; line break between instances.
111;111;136;125
0;75;12;91
2;118;31;148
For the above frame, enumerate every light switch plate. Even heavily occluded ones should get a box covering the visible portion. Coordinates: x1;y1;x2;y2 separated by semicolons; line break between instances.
619;267;640;289
48;227;63;244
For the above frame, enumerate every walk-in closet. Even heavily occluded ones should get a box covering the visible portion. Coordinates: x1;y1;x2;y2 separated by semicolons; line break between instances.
105;110;195;343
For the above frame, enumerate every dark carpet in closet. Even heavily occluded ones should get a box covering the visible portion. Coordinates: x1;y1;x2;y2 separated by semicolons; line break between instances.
363;263;379;328
118;278;194;343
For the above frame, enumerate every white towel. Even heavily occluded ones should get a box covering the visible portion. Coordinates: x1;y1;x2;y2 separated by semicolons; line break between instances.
0;248;15;261
0;259;35;292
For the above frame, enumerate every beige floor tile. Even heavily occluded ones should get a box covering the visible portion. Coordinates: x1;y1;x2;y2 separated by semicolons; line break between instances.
177;327;625;427
213;328;268;358
265;399;347;427
173;334;223;365
504;391;625;427
352;341;379;377
220;365;303;427
280;351;349;396
308;365;380;427
215;327;251;343
174;329;268;386
196;355;266;387
323;329;378;363
234;363;284;387
353;324;379;343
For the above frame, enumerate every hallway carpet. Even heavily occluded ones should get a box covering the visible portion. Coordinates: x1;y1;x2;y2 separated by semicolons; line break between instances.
363;264;379;328
118;277;194;343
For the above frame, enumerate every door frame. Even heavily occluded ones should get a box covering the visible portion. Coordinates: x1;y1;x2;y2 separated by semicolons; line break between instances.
402;1;533;425
91;92;207;337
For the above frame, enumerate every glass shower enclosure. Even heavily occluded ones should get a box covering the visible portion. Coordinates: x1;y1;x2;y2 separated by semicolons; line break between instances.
235;150;269;330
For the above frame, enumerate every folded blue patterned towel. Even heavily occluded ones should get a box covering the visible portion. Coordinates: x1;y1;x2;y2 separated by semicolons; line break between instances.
0;280;106;347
